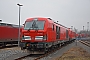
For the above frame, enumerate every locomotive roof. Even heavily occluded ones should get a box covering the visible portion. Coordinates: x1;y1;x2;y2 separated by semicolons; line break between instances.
27;17;48;20
0;22;22;28
46;17;69;29
26;17;70;29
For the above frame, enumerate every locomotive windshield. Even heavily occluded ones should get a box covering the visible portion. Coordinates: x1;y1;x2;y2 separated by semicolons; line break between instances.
24;20;45;30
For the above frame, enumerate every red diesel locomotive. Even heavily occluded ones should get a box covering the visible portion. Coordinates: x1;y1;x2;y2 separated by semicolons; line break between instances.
20;17;76;54
0;23;22;46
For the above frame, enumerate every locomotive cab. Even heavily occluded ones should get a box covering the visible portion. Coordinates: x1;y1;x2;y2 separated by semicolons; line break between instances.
22;18;47;41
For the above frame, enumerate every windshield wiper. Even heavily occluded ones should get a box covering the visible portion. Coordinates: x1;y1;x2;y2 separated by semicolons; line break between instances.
27;27;31;31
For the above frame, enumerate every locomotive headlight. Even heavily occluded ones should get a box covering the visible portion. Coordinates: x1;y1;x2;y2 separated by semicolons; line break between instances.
22;35;31;40
35;35;47;40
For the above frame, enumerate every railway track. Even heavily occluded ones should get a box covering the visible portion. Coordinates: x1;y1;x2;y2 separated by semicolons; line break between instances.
15;47;62;60
15;54;31;60
15;41;74;60
79;40;90;47
0;47;26;60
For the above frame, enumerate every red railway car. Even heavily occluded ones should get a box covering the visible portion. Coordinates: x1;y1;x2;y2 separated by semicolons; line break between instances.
76;33;79;38
20;17;76;54
0;23;22;46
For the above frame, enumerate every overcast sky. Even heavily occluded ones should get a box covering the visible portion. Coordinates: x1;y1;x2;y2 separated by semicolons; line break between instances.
0;0;90;31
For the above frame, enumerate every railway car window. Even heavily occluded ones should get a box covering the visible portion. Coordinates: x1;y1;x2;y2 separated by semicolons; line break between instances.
66;30;68;38
7;24;12;27
24;21;45;30
12;25;19;28
56;26;60;39
59;27;60;38
53;25;54;31
0;23;6;26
